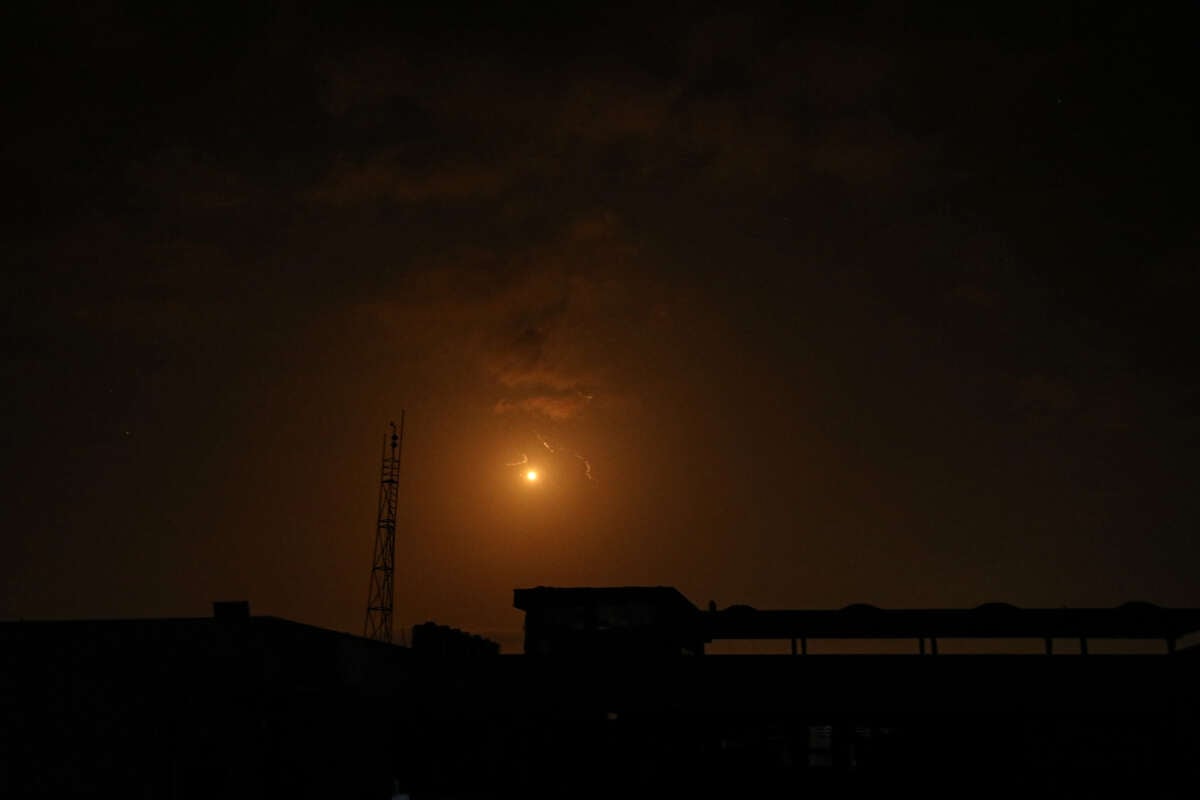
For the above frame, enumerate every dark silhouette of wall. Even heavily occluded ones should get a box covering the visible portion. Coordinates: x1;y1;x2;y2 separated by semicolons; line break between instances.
411;621;499;657
3;596;1199;798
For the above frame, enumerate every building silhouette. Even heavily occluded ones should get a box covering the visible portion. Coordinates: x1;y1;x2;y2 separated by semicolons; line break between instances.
514;585;705;656
3;588;1199;798
515;585;1200;657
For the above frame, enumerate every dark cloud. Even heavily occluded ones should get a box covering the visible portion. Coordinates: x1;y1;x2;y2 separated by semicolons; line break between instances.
129;148;264;212
310;154;509;206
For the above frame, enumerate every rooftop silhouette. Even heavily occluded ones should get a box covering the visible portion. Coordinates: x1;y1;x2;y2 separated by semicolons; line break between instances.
514;585;1200;656
4;592;1199;797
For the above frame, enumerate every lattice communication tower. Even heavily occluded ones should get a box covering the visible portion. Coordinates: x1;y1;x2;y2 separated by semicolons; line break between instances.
364;412;404;643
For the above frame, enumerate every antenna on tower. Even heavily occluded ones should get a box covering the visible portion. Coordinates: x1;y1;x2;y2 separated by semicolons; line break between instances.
364;412;404;643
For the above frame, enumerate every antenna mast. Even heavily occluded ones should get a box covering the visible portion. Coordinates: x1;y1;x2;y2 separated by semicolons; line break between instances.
364;412;404;643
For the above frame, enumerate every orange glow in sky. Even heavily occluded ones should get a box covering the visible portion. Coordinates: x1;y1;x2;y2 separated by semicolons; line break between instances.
525;470;538;482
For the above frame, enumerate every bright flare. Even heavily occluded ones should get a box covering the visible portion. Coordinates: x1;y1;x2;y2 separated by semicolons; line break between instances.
525;470;538;482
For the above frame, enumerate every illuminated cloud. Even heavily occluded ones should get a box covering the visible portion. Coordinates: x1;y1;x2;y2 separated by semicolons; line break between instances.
493;393;592;421
487;322;599;422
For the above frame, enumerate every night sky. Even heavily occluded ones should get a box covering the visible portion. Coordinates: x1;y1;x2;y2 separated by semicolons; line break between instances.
3;3;1198;651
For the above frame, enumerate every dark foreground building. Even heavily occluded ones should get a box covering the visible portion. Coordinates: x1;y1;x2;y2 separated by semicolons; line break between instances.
3;590;1200;798
0;602;414;797
514;585;706;656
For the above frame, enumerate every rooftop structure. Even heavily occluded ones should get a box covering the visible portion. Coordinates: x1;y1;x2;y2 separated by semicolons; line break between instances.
514;586;1200;656
514;585;704;656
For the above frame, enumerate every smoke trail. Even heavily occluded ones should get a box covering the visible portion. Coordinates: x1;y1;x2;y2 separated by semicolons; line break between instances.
505;453;529;467
576;452;594;481
533;431;595;482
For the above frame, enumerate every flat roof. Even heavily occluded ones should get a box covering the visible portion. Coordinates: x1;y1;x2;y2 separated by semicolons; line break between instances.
707;604;1200;640
512;587;1200;641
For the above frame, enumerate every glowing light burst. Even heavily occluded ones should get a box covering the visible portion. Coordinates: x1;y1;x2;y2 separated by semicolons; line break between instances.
525;470;539;482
